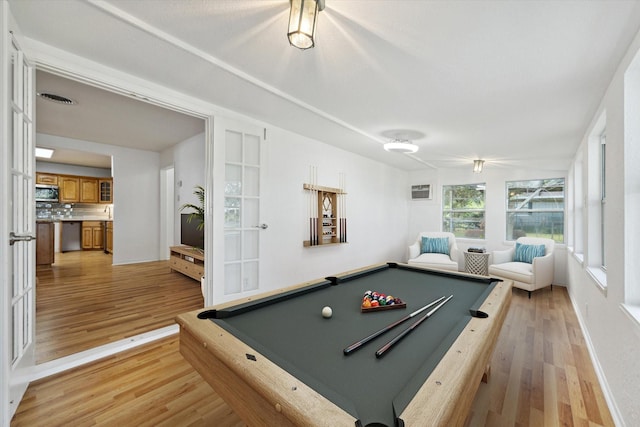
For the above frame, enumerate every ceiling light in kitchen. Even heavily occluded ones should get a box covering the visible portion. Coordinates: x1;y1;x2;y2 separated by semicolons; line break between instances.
35;147;54;158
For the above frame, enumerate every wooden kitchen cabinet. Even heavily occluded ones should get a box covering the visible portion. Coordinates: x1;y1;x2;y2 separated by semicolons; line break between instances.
36;221;55;265
105;221;113;254
35;172;58;185
59;176;80;203
82;221;104;249
99;178;113;203
80;178;99;203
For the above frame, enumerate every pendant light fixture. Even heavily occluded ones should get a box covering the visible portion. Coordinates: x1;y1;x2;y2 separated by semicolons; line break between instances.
288;0;325;50
383;139;419;154
473;159;485;173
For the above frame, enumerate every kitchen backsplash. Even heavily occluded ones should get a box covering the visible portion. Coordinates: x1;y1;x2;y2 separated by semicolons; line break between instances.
36;203;113;220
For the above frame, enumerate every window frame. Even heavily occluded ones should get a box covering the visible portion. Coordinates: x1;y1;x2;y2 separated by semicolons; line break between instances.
505;178;566;243
441;183;486;239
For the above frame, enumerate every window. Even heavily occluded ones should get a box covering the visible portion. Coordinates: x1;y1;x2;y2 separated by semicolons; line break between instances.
506;179;565;243
600;133;606;269
442;184;485;239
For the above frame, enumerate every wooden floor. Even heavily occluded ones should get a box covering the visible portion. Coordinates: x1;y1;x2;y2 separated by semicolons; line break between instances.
13;284;614;427
35;251;204;363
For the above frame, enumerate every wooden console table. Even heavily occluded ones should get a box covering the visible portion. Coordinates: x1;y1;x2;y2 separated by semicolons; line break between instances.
169;245;204;281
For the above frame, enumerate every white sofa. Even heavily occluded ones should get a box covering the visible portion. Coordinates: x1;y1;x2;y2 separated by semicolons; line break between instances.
407;232;460;271
488;237;555;298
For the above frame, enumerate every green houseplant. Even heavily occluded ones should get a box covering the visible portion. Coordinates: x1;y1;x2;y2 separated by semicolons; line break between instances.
179;185;205;230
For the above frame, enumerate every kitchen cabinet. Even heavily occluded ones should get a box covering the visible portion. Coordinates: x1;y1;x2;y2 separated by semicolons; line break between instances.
82;221;104;249
36;172;58;185
99;179;113;203
36;221;55;265
37;173;113;204
80;178;99;203
59;176;80;203
105;221;113;254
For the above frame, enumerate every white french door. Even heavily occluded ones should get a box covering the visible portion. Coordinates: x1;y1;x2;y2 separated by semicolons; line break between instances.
211;118;266;304
3;29;36;418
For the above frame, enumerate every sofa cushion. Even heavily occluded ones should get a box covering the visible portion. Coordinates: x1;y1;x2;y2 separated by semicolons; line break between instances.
488;262;534;283
421;236;449;255
408;253;458;270
513;243;545;264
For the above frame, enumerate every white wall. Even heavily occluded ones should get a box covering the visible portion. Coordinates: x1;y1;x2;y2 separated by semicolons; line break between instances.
564;27;640;426
36;133;161;264
218;125;410;295
160;132;205;244
35;161;111;178
408;167;568;284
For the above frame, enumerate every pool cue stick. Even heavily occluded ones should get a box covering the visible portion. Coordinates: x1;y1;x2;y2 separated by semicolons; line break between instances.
375;294;454;359
343;296;446;355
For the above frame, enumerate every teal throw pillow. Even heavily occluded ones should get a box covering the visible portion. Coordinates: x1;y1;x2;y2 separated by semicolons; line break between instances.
513;243;546;264
421;237;450;255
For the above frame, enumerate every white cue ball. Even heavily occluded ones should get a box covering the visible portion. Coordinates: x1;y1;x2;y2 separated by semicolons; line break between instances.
321;306;333;318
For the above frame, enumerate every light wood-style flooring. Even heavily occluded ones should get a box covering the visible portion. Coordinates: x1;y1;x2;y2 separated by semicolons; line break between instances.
14;282;614;426
35;251;203;363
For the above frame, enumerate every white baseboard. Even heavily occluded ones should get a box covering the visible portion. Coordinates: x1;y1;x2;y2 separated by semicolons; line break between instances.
567;293;624;427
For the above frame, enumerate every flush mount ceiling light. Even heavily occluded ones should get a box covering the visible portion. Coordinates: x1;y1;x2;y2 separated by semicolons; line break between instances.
37;92;76;105
473;159;485;173
383;139;419;154
35;147;54;159
288;0;325;50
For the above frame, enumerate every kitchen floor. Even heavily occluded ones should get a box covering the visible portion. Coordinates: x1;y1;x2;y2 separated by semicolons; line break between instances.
35;251;203;363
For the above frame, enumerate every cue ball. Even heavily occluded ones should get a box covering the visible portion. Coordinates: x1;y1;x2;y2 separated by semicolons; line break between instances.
322;306;333;318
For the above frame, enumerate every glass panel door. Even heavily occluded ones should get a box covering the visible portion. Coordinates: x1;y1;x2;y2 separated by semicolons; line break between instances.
223;129;262;296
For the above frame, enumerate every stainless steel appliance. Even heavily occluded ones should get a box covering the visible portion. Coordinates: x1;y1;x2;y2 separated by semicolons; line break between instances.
61;221;81;252
35;184;59;202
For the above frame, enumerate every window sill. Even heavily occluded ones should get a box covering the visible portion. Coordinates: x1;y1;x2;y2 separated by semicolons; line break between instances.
586;266;607;296
620;304;640;339
572;251;584;265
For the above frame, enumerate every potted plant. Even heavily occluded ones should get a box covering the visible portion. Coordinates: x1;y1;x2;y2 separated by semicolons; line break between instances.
179;185;205;230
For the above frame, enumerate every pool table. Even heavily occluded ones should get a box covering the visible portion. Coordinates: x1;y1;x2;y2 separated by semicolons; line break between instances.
177;263;512;427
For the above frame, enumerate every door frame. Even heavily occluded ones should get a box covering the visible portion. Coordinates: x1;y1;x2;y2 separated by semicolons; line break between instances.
0;38;220;417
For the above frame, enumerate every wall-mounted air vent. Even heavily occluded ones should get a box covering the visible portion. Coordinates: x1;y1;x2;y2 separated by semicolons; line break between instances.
411;184;432;200
37;92;76;105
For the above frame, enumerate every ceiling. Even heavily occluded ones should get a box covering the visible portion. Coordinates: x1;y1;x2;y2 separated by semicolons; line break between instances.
35;70;205;168
11;0;640;172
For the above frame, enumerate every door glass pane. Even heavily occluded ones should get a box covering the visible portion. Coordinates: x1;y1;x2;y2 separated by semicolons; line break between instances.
11;45;18;104
243;261;259;291
12;305;18;363
225;263;241;295
224;197;241;228
23;296;29;348
225;164;242;195
243;198;259;228
245;166;259;197
13;112;19;170
244;230;259;259
245;134;260;165
225;130;242;163
225;231;241;261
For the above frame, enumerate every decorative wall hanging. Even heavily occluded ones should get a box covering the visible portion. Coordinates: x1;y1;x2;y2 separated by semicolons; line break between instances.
304;167;347;247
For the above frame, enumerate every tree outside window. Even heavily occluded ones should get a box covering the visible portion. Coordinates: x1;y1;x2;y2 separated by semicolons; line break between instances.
442;184;486;238
506;178;565;243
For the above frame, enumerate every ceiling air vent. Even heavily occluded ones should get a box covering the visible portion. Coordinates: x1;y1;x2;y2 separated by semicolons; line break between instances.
37;92;76;105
